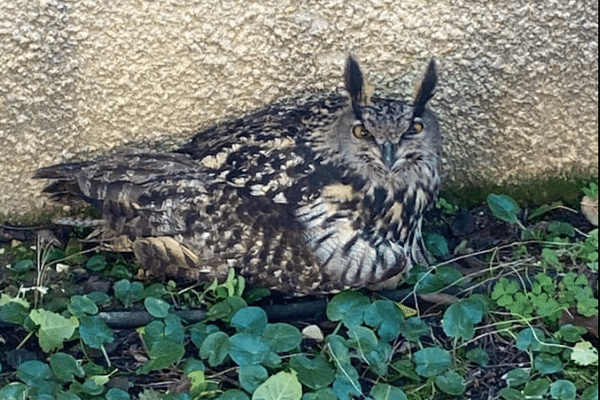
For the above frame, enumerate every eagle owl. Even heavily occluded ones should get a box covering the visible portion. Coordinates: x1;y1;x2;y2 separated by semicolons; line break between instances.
35;56;441;295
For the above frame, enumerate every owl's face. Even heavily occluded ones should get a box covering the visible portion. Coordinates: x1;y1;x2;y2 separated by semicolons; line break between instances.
326;58;441;191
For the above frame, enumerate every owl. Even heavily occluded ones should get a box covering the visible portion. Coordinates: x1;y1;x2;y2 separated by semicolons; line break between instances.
35;56;441;295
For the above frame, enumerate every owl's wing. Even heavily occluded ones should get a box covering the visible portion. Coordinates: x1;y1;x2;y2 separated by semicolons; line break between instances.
34;150;329;291
34;152;212;237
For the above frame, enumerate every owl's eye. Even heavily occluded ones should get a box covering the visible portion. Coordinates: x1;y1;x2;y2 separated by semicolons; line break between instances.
413;121;424;134
352;124;371;140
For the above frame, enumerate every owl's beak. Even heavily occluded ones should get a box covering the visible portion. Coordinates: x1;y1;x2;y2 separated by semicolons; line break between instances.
381;142;397;169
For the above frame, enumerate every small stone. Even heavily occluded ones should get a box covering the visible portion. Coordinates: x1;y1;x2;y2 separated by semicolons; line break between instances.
581;195;598;226
302;324;324;341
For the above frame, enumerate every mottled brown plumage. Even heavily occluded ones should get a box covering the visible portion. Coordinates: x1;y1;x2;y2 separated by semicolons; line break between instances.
35;56;442;295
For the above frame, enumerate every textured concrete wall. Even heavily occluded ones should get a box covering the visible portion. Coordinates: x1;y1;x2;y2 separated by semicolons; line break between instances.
0;0;597;215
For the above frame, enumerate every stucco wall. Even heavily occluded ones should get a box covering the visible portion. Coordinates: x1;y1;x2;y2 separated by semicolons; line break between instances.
0;0;597;215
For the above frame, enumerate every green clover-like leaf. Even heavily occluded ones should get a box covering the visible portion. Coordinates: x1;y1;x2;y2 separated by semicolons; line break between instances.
487;193;521;225
413;347;451;377
200;331;230;367
326;291;370;328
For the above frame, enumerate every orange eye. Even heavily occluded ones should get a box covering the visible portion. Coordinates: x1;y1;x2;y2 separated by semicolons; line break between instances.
413;122;424;133
352;124;371;139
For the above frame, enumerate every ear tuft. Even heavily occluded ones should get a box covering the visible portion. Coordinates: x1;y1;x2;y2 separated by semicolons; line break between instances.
345;56;364;103
413;58;437;118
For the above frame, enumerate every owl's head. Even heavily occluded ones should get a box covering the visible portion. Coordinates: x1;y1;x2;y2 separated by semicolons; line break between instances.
328;56;441;189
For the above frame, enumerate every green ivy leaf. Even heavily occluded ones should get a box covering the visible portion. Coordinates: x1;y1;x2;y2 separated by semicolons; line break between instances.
200;331;230;367
365;341;393;377
549;380;577;400
139;320;166;350
528;202;563;220
57;390;83;400
231;307;268;336
144;297;170;318
487;193;521;225
332;364;362;400
68;295;98;317
49;353;84;382
399;317;429;343
79;316;114;349
413;347;451;377
466;348;489;366
113;280;144;307
205;296;248;323
498;387;525;400
289;355;335;390
555;324;587;343
516;328;546;352
105;388;131;400
301;387;337;400
347;326;379;354
326;335;351;366
442;298;484;340
581;386;598;400
523;378;550;396
502;367;529;388
0;294;29;308
229;333;271;366
217;389;250;400
13;259;34;273
364;300;404;342
86;254;107;271
182;358;205;374
64;237;85;265
137;340;185;374
163;314;184;343
413;266;463;294
435;371;466;395
29;309;79;352
326;291;370;328
263;323;302;353
189;323;220;349
140;283;166;298
534;353;563;374
548;221;575;237
425;233;450;258
252;370;302;400
109;264;133;280
239;364;268;393
391;359;420;382
0;383;28;400
16;360;51;386
81;361;105;376
86;291;111;307
369;383;407;400
76;378;105;395
0;301;29;326
44;246;65;264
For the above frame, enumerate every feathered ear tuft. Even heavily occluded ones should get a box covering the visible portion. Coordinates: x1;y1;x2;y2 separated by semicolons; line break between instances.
413;58;437;118
345;56;373;108
345;56;363;102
